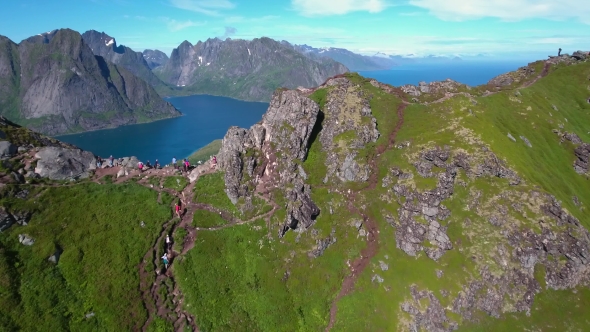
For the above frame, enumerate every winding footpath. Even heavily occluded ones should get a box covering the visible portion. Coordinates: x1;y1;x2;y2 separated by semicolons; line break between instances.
94;163;281;332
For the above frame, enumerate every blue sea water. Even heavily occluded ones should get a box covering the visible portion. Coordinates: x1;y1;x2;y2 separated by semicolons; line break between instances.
359;61;529;87
56;95;268;163
56;61;529;161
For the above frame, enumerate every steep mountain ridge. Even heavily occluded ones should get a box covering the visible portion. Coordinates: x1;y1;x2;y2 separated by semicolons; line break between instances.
0;29;180;135
155;37;349;101
82;30;174;95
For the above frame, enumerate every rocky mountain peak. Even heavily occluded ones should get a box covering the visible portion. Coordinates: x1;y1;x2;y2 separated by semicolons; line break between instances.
142;49;169;69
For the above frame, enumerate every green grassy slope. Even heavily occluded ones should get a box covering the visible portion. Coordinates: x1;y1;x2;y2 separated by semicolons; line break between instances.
0;183;171;331
186;139;222;165
175;59;590;331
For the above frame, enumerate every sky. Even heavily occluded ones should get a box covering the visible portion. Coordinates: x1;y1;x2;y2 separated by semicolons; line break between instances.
1;0;589;60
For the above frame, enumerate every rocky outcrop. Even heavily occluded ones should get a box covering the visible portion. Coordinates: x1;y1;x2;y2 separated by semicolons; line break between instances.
401;285;457;332
0;141;17;157
0;207;15;231
0;29;180;135
319;77;379;183
155;37;348;102
558;131;590;174
387;150;457;260
218;89;320;236
142;49;169;69
18;234;35;246
34;147;96;180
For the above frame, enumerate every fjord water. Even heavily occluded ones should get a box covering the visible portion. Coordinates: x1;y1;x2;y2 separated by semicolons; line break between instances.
56;95;268;163
359;61;528;86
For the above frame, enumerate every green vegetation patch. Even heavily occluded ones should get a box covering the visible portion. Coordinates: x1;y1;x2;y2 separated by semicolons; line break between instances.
194;172;238;216
187;139;222;165
193;209;228;228
163;176;188;192
0;182;171;331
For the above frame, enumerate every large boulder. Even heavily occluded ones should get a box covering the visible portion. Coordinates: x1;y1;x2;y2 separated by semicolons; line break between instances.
0;141;17;158
34;147;96;180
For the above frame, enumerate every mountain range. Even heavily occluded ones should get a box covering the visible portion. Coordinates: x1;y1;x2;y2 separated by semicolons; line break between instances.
153;37;348;102
0;29;180;135
293;44;397;71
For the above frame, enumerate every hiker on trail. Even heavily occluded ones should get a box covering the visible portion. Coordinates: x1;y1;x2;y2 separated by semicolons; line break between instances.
175;200;182;219
211;155;217;169
146;160;152;168
161;253;169;269
154;159;160;169
558;48;562;56
109;155;114;167
96;156;102;168
165;235;172;250
172;156;177;170
138;161;144;172
183;159;189;173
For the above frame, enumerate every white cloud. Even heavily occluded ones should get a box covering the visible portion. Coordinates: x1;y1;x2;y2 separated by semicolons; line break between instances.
409;0;590;24
169;0;235;16
291;0;389;16
161;17;206;31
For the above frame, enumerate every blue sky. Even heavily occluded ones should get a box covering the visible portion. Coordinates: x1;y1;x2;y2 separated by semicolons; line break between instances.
1;0;589;59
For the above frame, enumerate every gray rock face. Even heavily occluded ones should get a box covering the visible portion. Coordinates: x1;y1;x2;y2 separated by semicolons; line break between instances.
388;148;492;260
18;234;35;246
0;29;180;135
82;30;171;93
308;229;336;258
0;140;17;157
155;37;348;102
142;49;169;69
35;147;96;180
0;208;15;231
319;78;379;183
218;90;320;236
402;285;456;332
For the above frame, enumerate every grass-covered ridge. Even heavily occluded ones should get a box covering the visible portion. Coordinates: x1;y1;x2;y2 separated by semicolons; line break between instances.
174;58;590;331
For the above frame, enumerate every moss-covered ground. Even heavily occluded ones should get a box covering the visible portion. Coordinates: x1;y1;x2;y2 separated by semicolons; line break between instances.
0;182;171;331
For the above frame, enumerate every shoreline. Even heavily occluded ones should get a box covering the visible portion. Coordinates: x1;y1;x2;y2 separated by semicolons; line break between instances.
54;112;184;139
163;92;270;105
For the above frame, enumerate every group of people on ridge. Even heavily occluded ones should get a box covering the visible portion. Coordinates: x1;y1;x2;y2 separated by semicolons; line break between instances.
96;155;114;168
137;156;192;173
162;199;183;271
